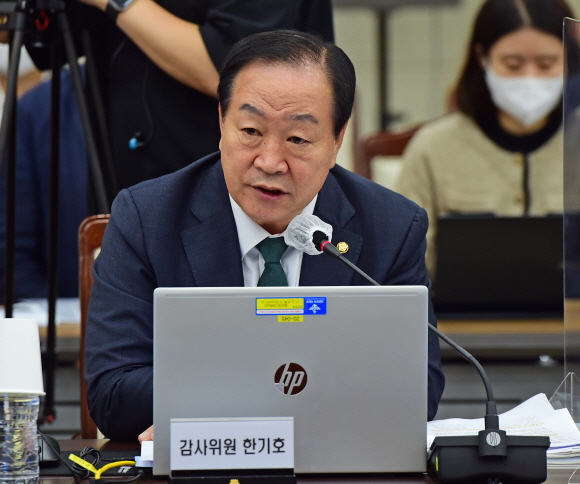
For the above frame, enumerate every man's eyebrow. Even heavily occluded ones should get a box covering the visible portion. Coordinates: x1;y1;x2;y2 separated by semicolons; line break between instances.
240;103;265;117
289;113;319;124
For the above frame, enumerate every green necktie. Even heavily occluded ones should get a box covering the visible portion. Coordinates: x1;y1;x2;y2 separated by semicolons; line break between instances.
257;237;289;286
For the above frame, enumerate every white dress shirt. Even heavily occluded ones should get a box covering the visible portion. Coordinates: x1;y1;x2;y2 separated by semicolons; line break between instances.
229;195;318;287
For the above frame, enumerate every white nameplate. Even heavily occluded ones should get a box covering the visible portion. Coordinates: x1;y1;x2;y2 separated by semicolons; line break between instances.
170;417;294;471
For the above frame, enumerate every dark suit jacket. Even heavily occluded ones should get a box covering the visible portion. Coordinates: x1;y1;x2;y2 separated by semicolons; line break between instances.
85;152;445;440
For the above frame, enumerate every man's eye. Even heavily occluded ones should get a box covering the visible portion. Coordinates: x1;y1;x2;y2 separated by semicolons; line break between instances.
289;136;307;145
243;128;259;136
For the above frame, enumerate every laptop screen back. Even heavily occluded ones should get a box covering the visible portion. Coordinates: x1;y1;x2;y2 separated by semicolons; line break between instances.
153;285;428;475
433;216;563;316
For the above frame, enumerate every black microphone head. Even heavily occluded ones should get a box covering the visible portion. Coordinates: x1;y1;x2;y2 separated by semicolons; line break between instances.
312;230;328;251
284;214;333;255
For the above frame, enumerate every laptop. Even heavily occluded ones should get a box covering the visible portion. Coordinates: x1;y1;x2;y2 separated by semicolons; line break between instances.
432;215;563;316
153;285;428;476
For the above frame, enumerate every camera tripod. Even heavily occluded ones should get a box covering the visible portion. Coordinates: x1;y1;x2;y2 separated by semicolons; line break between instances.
0;0;117;425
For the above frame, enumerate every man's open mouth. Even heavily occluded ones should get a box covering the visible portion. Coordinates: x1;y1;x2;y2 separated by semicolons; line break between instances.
254;186;285;196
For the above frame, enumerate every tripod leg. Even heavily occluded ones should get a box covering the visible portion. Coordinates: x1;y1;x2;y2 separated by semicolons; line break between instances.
1;20;25;315
56;12;109;214
42;43;62;426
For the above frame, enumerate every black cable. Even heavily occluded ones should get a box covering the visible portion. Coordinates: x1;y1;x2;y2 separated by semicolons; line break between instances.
427;322;495;403
140;62;154;147
73;446;102;479
324;241;498;410
108;37;128;72
108;38;154;151
38;432;84;483
38;434;145;483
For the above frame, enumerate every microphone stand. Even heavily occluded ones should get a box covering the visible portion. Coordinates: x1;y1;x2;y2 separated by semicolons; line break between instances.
316;235;550;484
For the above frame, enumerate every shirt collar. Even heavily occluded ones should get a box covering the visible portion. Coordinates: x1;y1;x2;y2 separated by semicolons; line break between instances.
229;194;318;260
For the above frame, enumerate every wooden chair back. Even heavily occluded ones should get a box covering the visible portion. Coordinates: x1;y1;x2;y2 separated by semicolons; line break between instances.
354;125;422;179
78;214;110;439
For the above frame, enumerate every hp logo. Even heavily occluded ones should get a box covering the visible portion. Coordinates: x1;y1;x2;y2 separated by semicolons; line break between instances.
275;363;308;395
486;431;502;447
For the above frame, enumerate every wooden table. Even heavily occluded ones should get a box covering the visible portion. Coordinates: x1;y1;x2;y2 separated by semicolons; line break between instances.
38;440;574;484
437;317;565;359
38;322;80;356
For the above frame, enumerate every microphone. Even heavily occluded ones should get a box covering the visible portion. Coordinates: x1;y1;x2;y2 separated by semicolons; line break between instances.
284;214;333;255
285;214;550;484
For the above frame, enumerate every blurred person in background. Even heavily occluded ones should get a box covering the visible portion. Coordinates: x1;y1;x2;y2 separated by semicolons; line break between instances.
73;0;334;210
396;0;570;276
0;67;86;302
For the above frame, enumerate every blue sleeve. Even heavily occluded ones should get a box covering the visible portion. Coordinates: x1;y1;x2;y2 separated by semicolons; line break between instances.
85;189;156;440
0;87;48;302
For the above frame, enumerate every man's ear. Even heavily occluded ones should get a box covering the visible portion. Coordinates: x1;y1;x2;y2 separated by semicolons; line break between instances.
330;122;348;169
218;104;223;151
334;122;348;151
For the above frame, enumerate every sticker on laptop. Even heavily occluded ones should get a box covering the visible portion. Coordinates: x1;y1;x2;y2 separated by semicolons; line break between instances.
256;297;326;316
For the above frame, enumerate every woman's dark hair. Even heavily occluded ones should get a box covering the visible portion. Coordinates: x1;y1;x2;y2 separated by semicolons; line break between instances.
456;0;573;121
218;30;356;139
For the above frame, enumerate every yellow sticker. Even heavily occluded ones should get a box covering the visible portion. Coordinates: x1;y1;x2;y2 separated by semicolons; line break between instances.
278;315;304;323
68;454;97;474
256;298;304;314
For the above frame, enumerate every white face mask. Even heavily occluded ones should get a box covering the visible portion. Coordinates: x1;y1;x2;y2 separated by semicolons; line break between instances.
484;66;563;127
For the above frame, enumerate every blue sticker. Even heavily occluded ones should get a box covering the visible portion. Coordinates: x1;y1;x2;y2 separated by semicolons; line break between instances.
303;297;327;315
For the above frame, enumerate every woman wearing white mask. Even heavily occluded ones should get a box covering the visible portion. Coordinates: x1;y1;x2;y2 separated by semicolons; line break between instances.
396;0;571;277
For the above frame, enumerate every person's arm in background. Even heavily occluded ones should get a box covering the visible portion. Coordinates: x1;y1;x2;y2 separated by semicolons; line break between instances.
73;0;331;97
76;0;218;96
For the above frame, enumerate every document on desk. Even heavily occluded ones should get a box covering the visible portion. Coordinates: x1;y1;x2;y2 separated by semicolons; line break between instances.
0;298;80;326
428;393;580;467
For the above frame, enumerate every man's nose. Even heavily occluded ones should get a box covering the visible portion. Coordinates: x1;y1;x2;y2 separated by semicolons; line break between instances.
254;139;288;174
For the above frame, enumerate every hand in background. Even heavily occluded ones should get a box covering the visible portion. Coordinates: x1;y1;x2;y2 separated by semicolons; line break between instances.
138;425;154;442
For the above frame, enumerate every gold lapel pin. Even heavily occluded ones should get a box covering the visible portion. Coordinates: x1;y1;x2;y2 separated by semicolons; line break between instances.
336;241;349;254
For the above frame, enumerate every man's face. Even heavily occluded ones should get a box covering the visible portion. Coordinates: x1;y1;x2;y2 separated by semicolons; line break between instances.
219;61;346;234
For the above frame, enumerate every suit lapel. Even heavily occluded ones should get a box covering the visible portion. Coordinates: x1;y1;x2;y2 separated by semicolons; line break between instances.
180;162;244;287
299;172;363;286
180;163;362;288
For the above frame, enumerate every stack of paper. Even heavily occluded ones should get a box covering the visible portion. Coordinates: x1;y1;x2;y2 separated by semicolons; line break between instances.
428;393;580;468
136;441;154;467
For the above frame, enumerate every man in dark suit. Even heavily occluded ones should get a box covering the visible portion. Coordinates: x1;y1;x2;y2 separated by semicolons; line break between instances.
85;30;445;441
